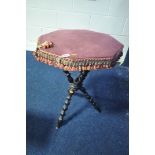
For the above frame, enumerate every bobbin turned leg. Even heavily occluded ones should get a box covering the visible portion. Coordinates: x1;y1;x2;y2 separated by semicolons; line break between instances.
56;89;74;129
56;71;75;129
80;86;101;112
76;70;101;112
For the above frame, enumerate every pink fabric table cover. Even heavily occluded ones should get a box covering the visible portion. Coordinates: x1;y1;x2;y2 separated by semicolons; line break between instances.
33;29;124;71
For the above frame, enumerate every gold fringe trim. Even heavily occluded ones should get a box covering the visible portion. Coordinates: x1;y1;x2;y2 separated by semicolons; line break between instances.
32;49;122;71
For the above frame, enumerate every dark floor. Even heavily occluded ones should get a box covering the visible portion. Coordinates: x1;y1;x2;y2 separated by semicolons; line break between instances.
26;51;129;155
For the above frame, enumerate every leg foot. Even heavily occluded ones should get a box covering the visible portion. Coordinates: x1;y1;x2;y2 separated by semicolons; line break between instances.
56;120;62;129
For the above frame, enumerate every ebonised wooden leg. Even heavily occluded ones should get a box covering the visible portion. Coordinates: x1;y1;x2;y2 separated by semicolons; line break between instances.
80;87;101;112
56;71;75;129
56;88;74;129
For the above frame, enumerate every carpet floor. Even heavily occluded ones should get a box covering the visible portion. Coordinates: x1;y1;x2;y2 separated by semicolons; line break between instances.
26;51;129;155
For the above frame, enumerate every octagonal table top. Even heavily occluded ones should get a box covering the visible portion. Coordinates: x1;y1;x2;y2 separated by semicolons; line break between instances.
33;29;124;71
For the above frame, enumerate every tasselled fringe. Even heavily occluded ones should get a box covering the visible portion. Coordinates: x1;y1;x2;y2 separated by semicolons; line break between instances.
32;49;122;71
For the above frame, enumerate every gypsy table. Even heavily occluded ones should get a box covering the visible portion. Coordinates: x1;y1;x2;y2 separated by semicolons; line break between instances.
32;29;124;129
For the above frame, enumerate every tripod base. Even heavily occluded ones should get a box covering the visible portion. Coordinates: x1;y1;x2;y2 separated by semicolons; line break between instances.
56;70;101;129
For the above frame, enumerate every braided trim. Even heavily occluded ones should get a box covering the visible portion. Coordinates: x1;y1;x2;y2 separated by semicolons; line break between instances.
32;49;122;71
